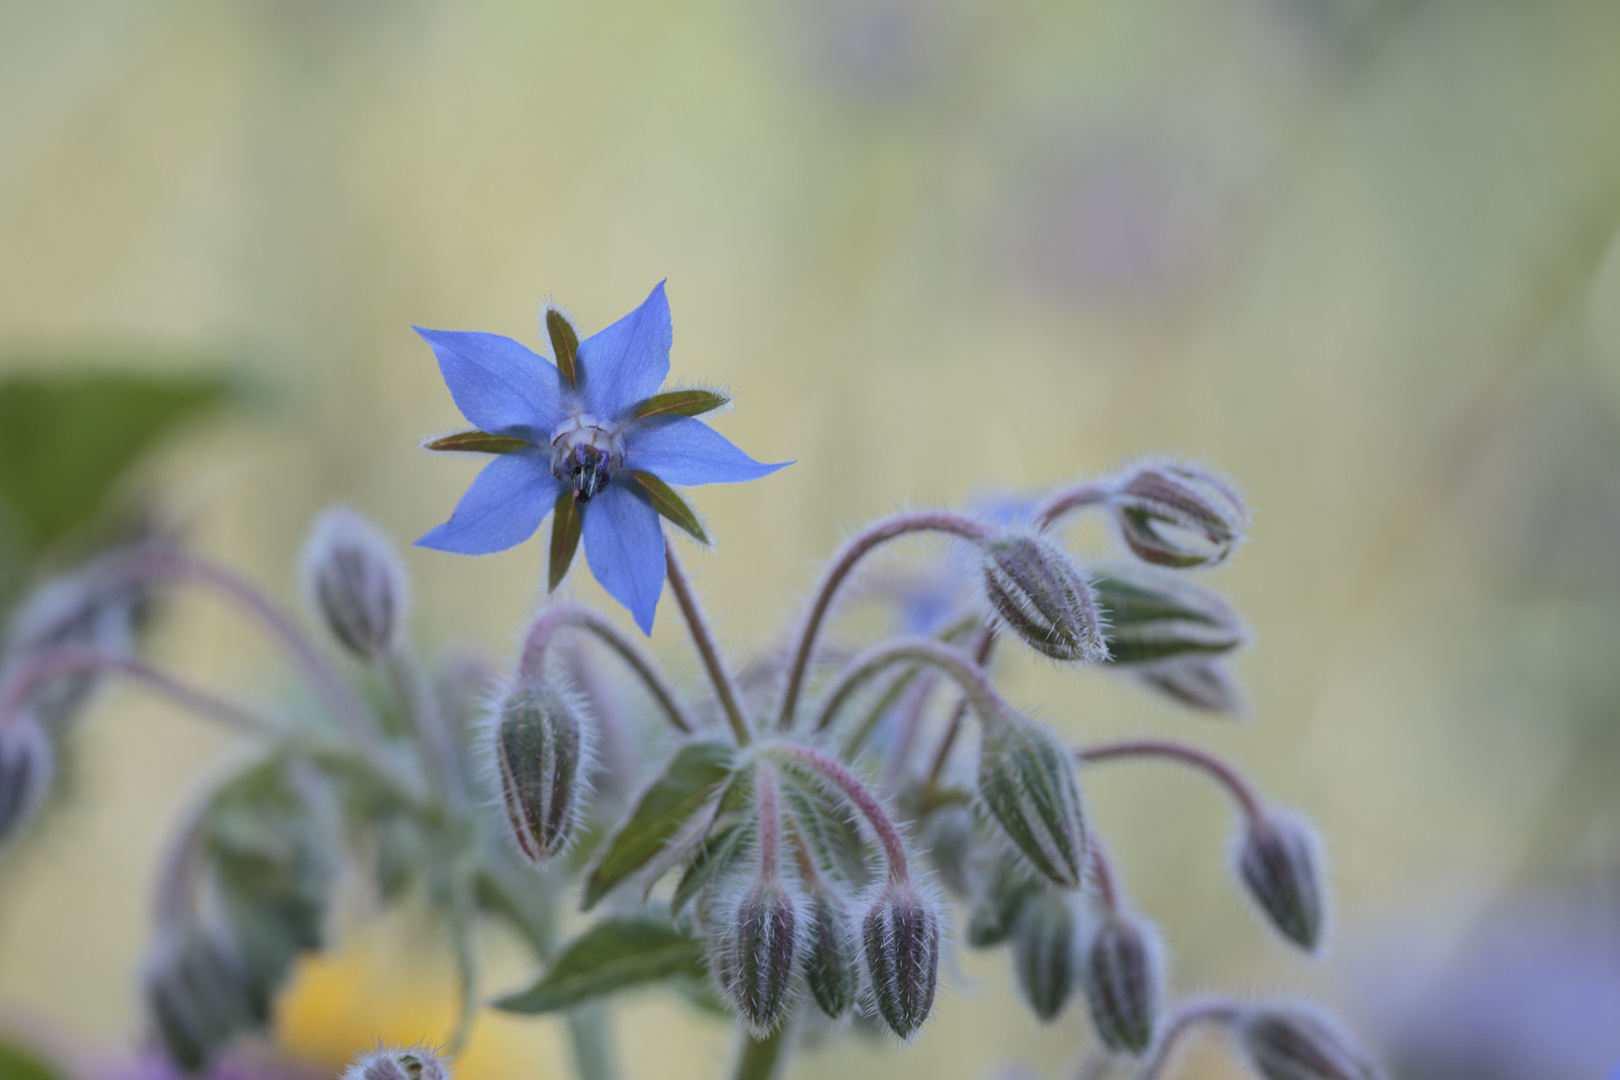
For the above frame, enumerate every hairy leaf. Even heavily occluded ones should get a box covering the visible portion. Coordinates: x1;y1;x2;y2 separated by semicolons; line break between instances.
631;471;708;545
549;491;582;591
632;389;729;419
547;309;580;388
493;918;706;1013
425;430;528;454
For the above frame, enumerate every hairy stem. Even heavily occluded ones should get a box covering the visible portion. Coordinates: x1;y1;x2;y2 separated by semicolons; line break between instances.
813;637;1007;738
519;603;695;733
1032;480;1117;531
775;511;994;730
665;544;750;745
732;1022;790;1080
1135;998;1242;1080
923;625;998;785
755;766;781;881
1077;738;1263;821
767;743;910;884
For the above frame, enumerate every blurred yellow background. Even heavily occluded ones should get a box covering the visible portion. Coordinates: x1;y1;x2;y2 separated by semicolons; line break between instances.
3;1;1620;1078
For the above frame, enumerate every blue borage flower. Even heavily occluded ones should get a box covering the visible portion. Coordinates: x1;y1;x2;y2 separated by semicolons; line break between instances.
414;282;787;633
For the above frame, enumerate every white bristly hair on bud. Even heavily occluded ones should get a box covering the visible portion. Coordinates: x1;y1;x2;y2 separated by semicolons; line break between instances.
1109;460;1248;569
343;1043;455;1080
976;714;1088;888
859;877;943;1041
979;533;1109;664
482;672;597;866
300;506;408;661
1080;909;1166;1055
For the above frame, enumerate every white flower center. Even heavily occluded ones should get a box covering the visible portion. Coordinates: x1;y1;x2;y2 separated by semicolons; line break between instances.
550;414;624;504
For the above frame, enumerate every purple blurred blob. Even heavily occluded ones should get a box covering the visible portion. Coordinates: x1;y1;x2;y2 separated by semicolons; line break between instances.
105;1050;324;1080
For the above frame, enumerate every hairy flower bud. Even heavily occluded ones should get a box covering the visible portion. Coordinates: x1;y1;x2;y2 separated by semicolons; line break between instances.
4;565;147;731
1089;563;1246;665
862;883;942;1040
977;717;1087;888
966;847;1044;948
1132;656;1246;715
981;535;1107;663
343;1045;453;1080
1081;914;1162;1055
1112;463;1247;568
714;878;802;1035
1012;888;1076;1021
301;507;406;660
1238;1007;1386;1080
1237;811;1325;952
494;680;587;865
144;923;268;1073
0;717;53;847
804;886;859;1020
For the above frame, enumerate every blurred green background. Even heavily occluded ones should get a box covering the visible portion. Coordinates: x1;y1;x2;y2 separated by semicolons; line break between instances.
2;1;1619;1078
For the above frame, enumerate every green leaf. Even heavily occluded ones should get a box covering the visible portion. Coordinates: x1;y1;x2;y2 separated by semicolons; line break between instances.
671;766;757;913
584;739;735;909
549;491;582;591
547;309;580;388
0;1039;67;1080
632;389;729;419
777;763;874;885
492;917;706;1014
631;471;708;544
425;430;528;454
0;369;231;554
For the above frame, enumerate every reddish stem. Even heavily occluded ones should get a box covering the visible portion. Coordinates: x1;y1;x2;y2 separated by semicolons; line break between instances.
1077;738;1263;821
923;625;998;784
770;743;909;884
1031;481;1117;531
665;544;750;745
519;603;695;733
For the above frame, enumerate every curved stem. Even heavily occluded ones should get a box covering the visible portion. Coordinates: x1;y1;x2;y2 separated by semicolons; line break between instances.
923;625;998;785
664;545;750;744
519;603;695;733
97;544;381;748
1077;738;1263;821
775;512;994;731
1135;997;1242;1080
766;743;909;884
1089;841;1122;914
875;669;937;789
1032;480;1118;531
812;637;1007;738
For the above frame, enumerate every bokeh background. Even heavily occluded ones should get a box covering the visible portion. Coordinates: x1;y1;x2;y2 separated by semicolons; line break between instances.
3;1;1620;1078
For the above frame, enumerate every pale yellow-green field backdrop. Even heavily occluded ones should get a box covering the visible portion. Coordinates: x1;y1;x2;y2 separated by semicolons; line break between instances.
3;2;1619;1079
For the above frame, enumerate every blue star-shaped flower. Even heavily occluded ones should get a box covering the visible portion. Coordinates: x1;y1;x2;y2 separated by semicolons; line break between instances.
414;282;787;633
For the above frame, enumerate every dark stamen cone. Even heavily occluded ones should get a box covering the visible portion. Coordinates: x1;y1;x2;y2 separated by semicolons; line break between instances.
982;535;1107;663
1238;1007;1387;1080
1237;812;1325;952
804;886;859;1019
862;883;941;1040
1081;914;1162;1055
494;680;586;865
977;716;1088;888
714;879;802;1035
1012;888;1076;1021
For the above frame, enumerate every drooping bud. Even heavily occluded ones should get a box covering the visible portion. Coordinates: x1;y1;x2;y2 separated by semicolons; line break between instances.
1089;563;1246;665
343;1044;454;1080
803;885;859;1019
144;923;268;1073
1080;914;1162;1055
4;564;147;731
1132;656;1246;715
301;507;406;660
0;717;53;847
1236;811;1325;952
966;846;1043;948
1237;1007;1387;1080
493;679;588;865
713;878;802;1035
981;535;1107;663
977;716;1087;888
862;882;942;1040
1112;463;1247;568
1011;888;1076;1021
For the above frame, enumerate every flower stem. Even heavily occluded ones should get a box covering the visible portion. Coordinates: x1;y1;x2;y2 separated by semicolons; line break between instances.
1077;738;1263;821
923;625;998;786
519;603;696;733
1134;997;1242;1080
731;1022;791;1080
1089;841;1121;914
767;743;909;884
1031;480;1117;531
664;544;750;745
567;1004;619;1080
775;511;994;731
812;637;1007;738
755;766;781;881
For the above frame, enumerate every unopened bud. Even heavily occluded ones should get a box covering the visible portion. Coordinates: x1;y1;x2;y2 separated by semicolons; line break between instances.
1112;463;1246;568
4;566;146;730
301;507;406;660
1132;656;1246;715
1238;1007;1386;1080
804;886;859;1020
1237;811;1325;952
714;878;802;1035
981;535;1107;663
1012;888;1076;1021
1081;914;1162;1055
862;882;941;1040
343;1045;453;1080
977;716;1087;888
144;924;267;1073
1089;563;1245;665
0;717;53;847
494;680;588;865
966;846;1044;948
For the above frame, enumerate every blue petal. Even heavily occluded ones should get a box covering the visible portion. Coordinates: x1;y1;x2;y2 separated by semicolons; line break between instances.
416;448;563;554
624;416;791;486
415;328;566;439
582;484;666;634
577;282;672;420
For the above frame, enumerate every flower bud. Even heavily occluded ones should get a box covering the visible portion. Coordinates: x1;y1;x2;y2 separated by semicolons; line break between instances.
977;716;1087;888
714;878;802;1035
1238;1007;1386;1080
301;507;406;660
862;883;942;1040
144;923;268;1073
1132;656;1246;715
1236;811;1325;952
0;717;53;847
4;565;146;731
493;680;588;865
1089;563;1246;665
804;886;859;1020
344;1045;453;1080
981;535;1107;663
1081;914;1162;1055
1112;463;1247;568
1012;888;1076;1021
